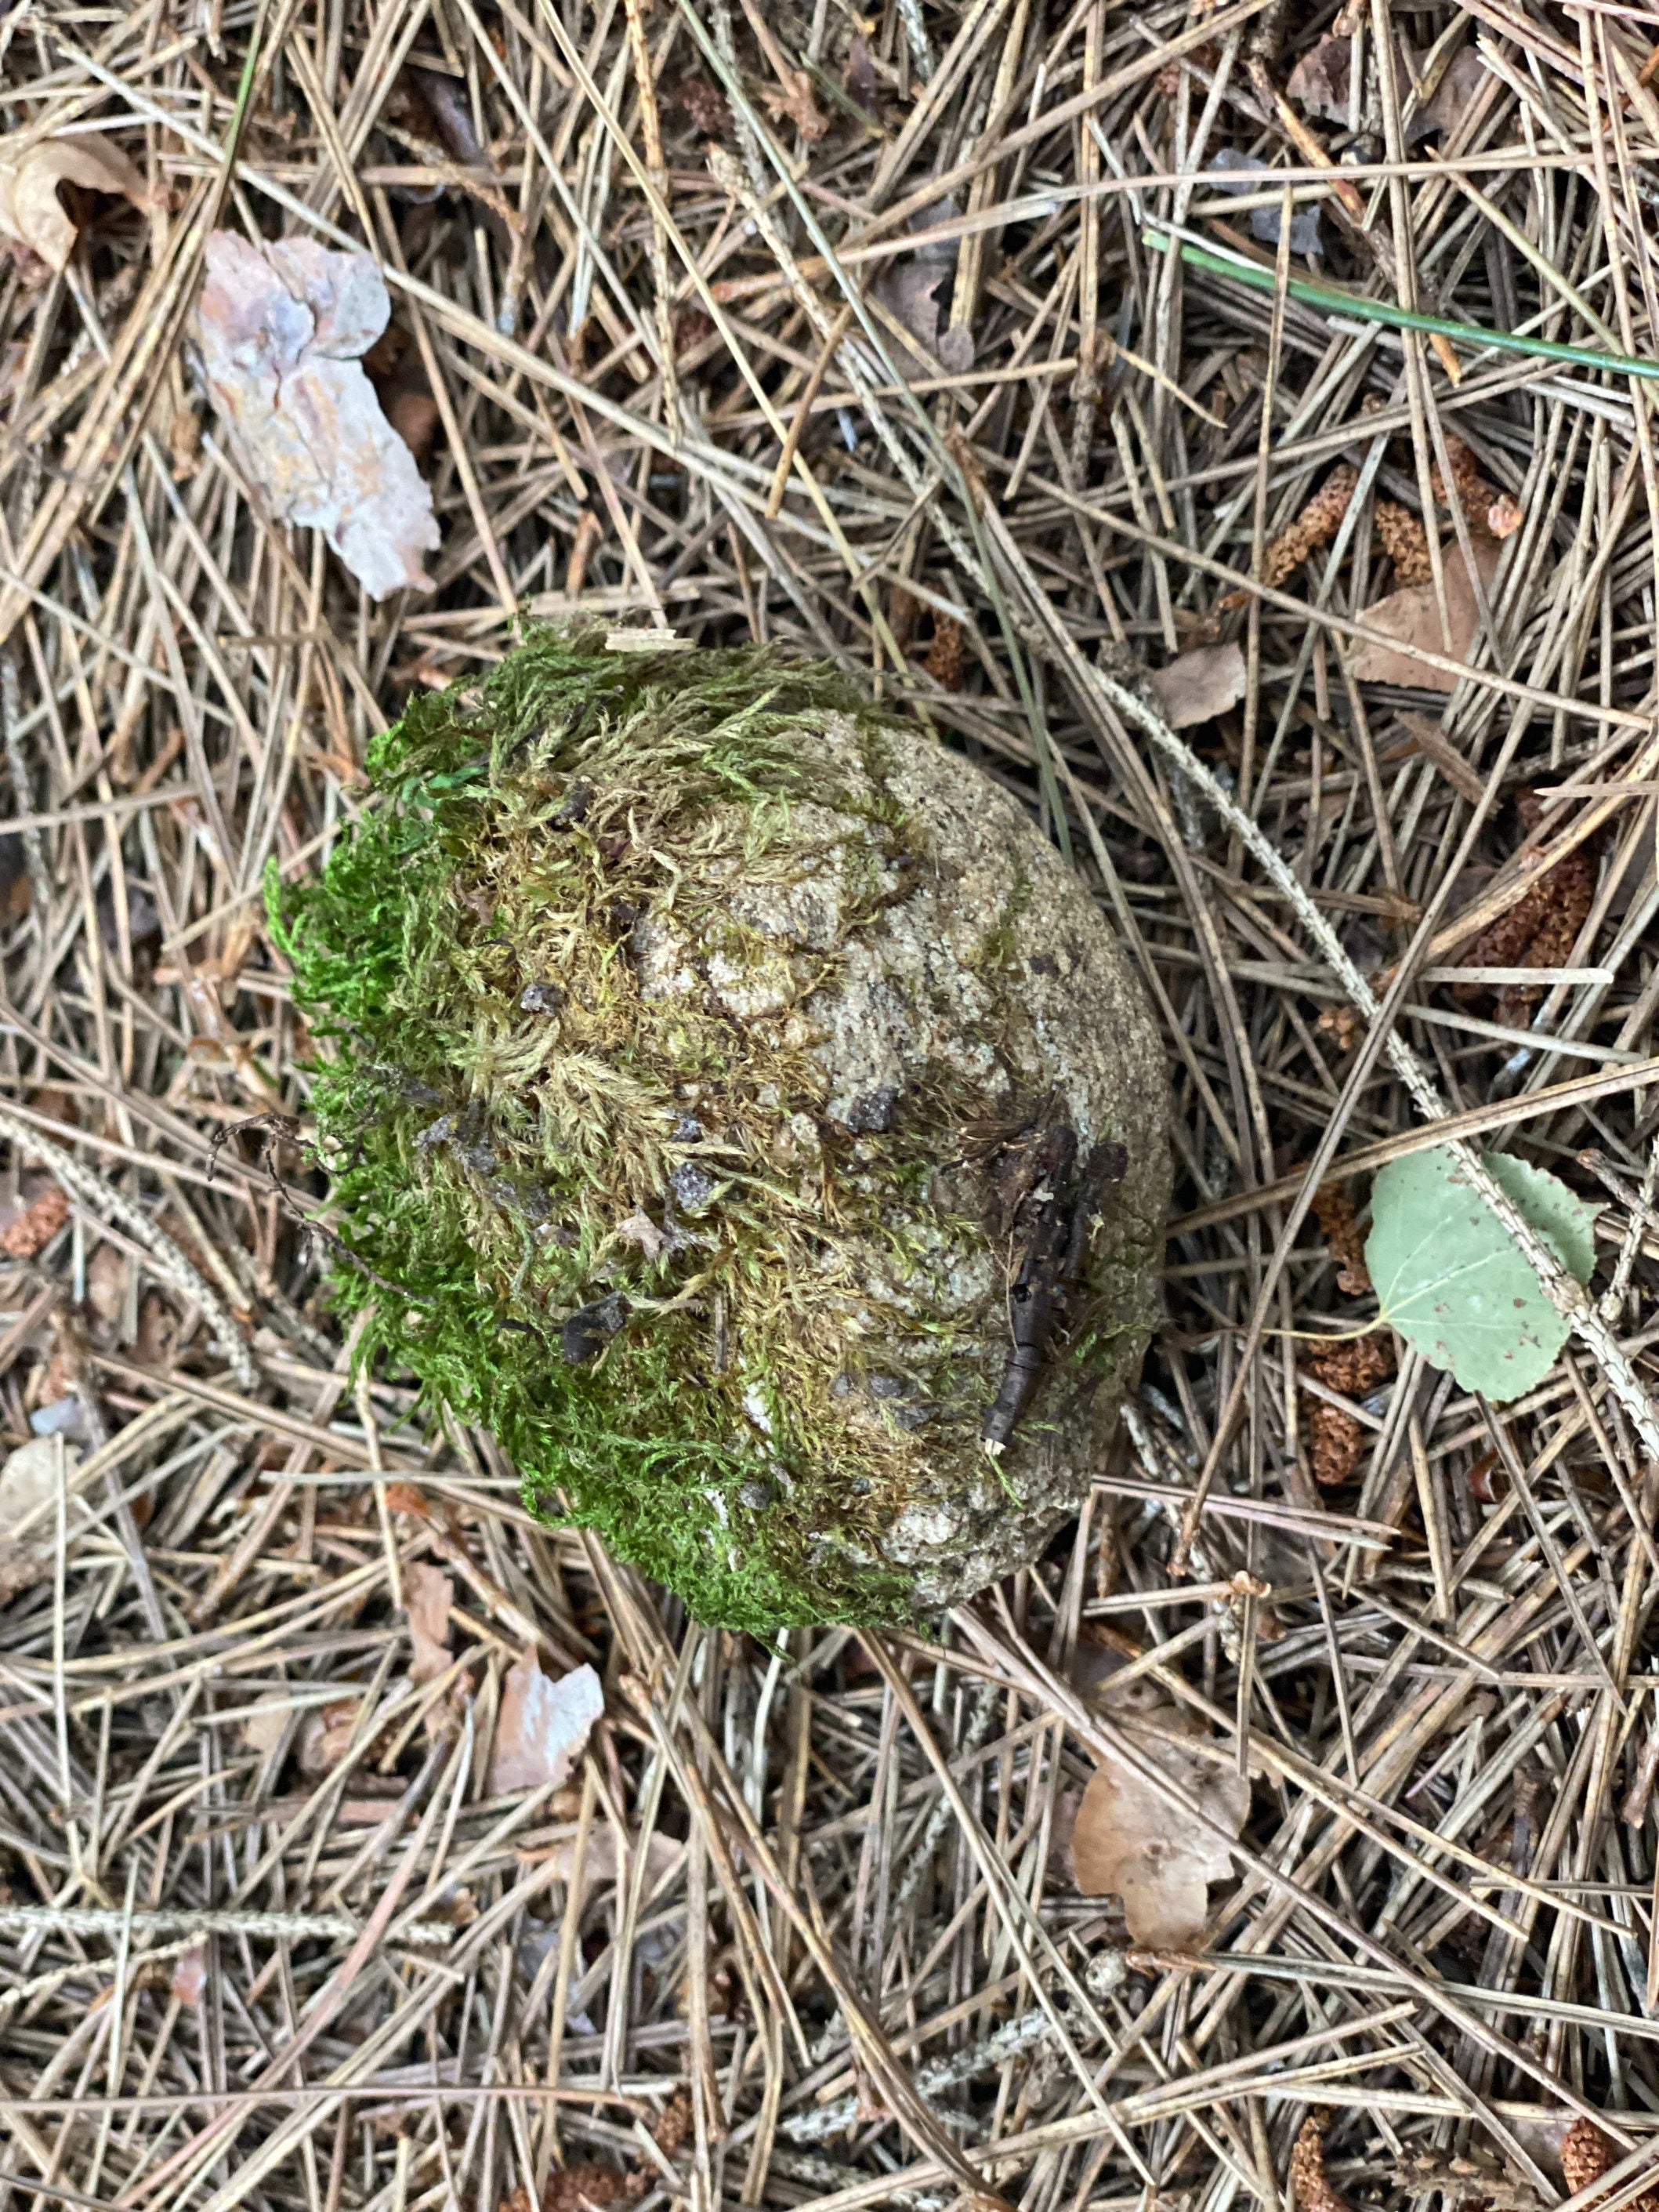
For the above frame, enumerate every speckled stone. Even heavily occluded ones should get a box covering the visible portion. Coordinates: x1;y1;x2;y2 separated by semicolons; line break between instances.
651;710;1172;1610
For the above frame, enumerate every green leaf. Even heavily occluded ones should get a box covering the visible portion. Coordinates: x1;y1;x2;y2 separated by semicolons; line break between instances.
1364;1148;1599;1402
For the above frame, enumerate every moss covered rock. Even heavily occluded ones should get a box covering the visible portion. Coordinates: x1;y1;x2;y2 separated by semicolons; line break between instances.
273;629;1168;1631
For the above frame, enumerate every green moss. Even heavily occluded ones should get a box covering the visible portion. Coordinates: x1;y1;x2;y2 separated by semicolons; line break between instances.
271;627;1152;1632
272;631;949;1629
973;863;1033;972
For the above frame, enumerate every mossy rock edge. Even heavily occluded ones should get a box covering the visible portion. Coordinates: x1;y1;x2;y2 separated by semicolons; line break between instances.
272;629;1170;1632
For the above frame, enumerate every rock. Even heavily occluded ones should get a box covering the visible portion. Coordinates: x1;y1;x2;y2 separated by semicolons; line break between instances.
273;630;1169;1630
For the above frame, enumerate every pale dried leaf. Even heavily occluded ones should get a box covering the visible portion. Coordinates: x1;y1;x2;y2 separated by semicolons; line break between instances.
872;201;974;375
871;261;951;378
170;1944;207;2009
85;1246;128;1328
490;1654;603;1796
760;70;828;140
0;132;149;275
195;232;439;600
1286;35;1350;121
1148;642;1246;729
1209;150;1322;254
240;1695;292;1757
1420;45;1488;136
404;1561;454;1684
1487;491;1524;538
298;1697;364;1775
1072;1715;1249;1947
1349;533;1503;691
0;1436;78;1602
617;1209;666;1261
1288;36;1483;141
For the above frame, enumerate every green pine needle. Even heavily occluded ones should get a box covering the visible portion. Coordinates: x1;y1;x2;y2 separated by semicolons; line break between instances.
1146;228;1659;383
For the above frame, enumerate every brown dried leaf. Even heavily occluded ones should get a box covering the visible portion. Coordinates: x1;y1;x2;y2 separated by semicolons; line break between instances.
1148;641;1246;729
388;387;440;466
169;402;202;481
871;261;952;378
888;584;921;653
1419;45;1488;134
760;70;828;140
489;1653;603;1796
565;508;603;597
298;1697;364;1776
1286;37;1351;122
1288;36;1484;141
1316;1002;1364;1053
196;231;439;600
85;1246;128;1329
844;34;881;114
1349;531;1502;690
533;1826;683;1904
0;131;150;275
1071;1707;1249;1946
404;1561;454;1685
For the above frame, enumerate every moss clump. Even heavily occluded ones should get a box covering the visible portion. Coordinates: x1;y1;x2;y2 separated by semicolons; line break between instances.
271;626;1168;1633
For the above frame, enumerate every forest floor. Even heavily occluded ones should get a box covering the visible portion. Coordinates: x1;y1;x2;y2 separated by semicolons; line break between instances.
3;1;1659;2210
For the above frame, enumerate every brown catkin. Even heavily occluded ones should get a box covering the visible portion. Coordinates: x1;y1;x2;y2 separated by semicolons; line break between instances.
1299;1332;1396;1488
1455;789;1602;1022
1291;2115;1350;2212
1262;464;1360;589
1222;466;1360;608
1561;2119;1613;2199
1543;2120;1659;2212
0;1184;67;1259
1306;1330;1396;1400
1304;1398;1367;1488
925;615;965;691
1374;499;1434;586
1429;431;1490;518
1312;1180;1371;1293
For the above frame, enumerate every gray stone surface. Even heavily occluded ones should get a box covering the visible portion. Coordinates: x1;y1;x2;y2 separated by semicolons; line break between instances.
647;712;1171;1610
